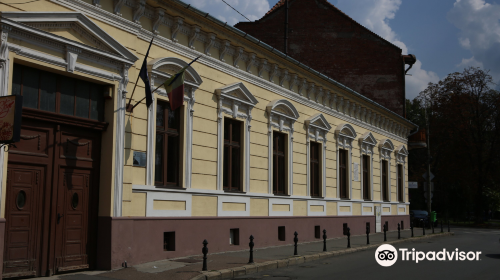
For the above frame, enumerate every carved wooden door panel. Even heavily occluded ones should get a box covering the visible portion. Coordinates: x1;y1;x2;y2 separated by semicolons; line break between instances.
52;127;100;273
3;166;43;278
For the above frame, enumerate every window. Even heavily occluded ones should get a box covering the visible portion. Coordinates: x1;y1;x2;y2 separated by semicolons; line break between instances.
382;160;389;201
278;226;286;241
155;101;181;187
397;164;404;202
229;228;240;245
12;64;104;121
310;142;321;197
362;155;370;200
339;149;348;198
315;226;321;239
223;118;242;191
163;232;175;251
273;132;287;195
343;223;348;235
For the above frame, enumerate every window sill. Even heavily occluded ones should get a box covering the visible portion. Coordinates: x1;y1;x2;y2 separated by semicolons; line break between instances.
224;190;246;194
398;201;405;203
339;197;350;200
155;185;185;190
382;200;391;203
311;196;323;199
273;193;290;197
363;199;373;202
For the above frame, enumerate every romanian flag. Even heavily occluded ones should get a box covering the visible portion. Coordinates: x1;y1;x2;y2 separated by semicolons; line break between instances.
162;56;201;111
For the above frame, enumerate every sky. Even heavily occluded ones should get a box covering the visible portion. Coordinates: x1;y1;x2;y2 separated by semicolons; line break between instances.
182;0;500;100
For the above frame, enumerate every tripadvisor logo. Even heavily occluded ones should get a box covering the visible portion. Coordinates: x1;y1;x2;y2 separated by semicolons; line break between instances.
375;244;481;267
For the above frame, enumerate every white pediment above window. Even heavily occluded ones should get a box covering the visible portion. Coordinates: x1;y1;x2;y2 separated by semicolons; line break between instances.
379;138;395;159
267;99;299;133
1;12;138;63
215;82;258;120
148;57;203;91
359;132;377;155
335;123;357;149
395;144;408;163
305;113;332;143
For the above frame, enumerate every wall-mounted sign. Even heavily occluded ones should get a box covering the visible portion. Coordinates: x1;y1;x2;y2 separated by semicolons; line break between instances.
133;151;147;167
0;95;23;144
408;181;418;189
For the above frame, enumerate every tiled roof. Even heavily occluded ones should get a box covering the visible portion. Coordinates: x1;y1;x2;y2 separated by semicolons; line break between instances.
260;0;401;51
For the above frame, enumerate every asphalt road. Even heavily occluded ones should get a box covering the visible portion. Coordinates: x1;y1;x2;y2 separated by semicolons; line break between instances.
233;227;500;280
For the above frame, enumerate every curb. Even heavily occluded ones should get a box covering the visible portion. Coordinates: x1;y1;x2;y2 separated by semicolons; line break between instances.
191;232;454;280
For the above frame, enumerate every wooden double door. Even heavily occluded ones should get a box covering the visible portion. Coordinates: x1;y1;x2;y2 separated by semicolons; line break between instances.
3;118;100;277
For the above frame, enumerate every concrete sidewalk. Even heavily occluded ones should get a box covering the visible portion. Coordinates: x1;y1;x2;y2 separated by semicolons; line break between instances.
39;227;451;280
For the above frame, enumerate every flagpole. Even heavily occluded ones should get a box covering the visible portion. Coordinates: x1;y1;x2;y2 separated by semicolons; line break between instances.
126;36;155;112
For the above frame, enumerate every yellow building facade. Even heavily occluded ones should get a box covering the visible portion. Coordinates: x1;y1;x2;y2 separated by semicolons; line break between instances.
0;0;416;277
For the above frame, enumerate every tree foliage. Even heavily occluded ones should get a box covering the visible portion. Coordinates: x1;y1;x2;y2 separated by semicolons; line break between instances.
411;67;500;221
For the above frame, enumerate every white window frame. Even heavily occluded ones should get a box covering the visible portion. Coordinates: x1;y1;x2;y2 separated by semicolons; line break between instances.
215;82;258;192
395;144;408;202
379;139;395;202
359;132;377;200
335;123;357;199
146;57;203;189
305;113;332;197
266;99;300;195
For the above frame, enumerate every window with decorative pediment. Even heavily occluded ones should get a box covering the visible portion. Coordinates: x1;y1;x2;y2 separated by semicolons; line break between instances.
395;145;408;202
266;99;299;195
146;57;203;188
379;139;395;202
215;82;258;192
359;132;377;200
305;114;332;197
335;124;357;199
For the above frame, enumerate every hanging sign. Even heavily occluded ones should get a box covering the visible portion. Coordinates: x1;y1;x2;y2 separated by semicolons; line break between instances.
0;95;23;144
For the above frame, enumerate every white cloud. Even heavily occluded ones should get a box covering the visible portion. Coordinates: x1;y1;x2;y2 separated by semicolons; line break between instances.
447;0;500;89
334;0;439;99
182;0;270;25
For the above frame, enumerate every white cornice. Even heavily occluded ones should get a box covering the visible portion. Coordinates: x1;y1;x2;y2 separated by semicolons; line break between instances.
51;0;410;143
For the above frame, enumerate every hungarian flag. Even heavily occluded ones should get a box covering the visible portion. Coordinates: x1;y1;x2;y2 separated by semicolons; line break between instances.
162;56;201;111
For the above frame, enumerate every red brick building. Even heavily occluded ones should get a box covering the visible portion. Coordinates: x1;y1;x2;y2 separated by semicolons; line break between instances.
235;0;416;116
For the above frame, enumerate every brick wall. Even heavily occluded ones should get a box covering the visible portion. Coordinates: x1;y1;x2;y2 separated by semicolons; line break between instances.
235;0;406;116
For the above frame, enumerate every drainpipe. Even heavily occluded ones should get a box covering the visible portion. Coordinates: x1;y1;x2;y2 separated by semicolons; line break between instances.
284;0;288;55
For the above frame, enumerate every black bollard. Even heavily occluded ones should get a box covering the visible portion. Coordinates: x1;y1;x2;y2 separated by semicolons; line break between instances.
411;220;414;237
398;223;401;239
202;239;208;271
383;223;387;242
323;229;327;251
441;221;443;233
366;224;370;245
422;219;425;236
248;235;254;264
293;231;298;255
448;220;450;232
347;227;351;248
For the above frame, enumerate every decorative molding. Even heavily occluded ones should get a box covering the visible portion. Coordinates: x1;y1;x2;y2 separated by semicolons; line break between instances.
114;0;126;16
298;78;307;96
246;52;256;73
337;201;353;216
146;192;192;217
219;39;230;61
289;74;297;91
215;82;258;191
257;58;267;78
306;82;315;100
171;16;183;42
269;198;294;216
315;87;323;103
218;195;250;217
267;99;299;194
269;63;279;83
133;0;146;24
279;68;288;87
204;32;216;55
362;203;374;216
307;200;327;216
0;24;11;214
233;46;243;68
65;45;81;72
152;8;165;34
381;203;392;216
